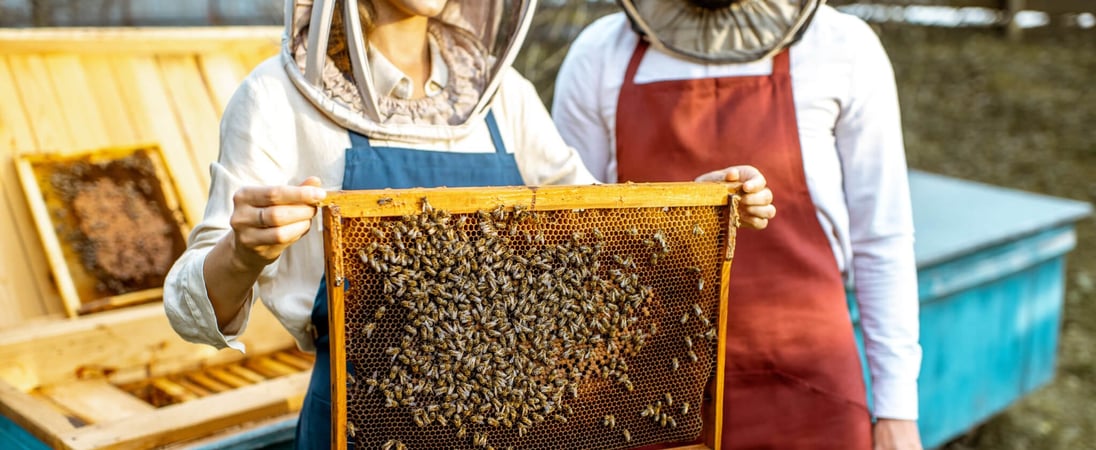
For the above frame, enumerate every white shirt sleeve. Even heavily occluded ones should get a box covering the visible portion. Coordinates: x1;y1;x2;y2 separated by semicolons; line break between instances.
496;68;601;186
836;22;922;420
552;27;615;183
163;73;289;352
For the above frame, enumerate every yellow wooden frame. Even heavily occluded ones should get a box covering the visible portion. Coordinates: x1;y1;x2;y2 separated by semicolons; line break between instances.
321;182;739;450
14;143;191;317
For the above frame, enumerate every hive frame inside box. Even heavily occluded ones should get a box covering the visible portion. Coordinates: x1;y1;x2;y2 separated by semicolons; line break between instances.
13;144;191;317
321;182;741;450
0;301;307;450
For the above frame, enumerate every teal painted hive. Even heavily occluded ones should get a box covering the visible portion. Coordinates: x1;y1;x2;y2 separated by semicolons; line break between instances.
850;171;1092;448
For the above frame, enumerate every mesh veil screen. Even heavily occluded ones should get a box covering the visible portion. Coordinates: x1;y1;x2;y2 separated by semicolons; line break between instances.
323;184;737;450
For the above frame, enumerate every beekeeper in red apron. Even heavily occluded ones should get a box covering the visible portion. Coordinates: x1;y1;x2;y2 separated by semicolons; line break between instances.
553;1;923;449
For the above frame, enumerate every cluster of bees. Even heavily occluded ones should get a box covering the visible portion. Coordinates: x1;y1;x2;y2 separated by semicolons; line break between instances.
344;200;717;448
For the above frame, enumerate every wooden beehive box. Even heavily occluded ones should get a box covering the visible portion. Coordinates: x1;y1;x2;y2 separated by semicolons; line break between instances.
0;27;316;449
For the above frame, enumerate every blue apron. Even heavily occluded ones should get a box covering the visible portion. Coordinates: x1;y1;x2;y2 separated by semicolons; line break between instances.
295;111;523;449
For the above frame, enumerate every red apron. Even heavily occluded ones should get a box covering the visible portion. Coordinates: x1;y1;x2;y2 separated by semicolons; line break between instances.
616;41;871;449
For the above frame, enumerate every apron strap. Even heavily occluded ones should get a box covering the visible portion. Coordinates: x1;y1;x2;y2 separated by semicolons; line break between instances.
347;111;507;155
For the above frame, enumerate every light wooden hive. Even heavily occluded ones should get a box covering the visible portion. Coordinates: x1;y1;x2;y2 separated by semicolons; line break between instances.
321;182;740;450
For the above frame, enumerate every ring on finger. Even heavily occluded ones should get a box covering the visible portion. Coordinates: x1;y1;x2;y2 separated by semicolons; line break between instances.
258;208;266;228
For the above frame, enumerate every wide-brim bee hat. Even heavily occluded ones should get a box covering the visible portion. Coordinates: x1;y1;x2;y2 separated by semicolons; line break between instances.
281;0;536;141
619;0;824;64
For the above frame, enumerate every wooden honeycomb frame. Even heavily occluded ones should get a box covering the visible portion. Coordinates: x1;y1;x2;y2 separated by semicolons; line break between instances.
321;182;741;450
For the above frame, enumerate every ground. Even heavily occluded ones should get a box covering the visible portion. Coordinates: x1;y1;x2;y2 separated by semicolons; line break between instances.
879;26;1096;450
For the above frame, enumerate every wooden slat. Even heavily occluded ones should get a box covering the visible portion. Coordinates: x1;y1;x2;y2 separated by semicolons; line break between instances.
149;378;199;404
0;302;296;391
236;49;276;76
0;27;282;55
0;380;75;450
43;55;112;151
205;367;254;389
13;158;82;317
158;55;223;189
323;182;740;218
110;56;206;225
79;56;140;145
270;351;313;371
7;55;76;152
225;365;269;384
62;371;309;450
197;53;248;115
0;57;58;326
38;380;155;425
184;373;232;394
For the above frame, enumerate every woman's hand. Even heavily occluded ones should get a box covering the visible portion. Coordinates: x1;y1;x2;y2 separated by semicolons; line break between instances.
695;165;775;230
228;176;327;270
873;419;923;450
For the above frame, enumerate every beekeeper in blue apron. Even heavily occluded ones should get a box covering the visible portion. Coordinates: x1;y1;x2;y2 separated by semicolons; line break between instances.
162;0;776;448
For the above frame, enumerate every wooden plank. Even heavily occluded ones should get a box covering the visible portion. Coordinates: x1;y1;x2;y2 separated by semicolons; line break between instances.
37;380;155;425
0;27;282;55
224;365;268;384
79;56;140;145
205;367;255;389
236;49;277;76
197;53;248;115
7;55;76;152
111;56;207;225
0;302;296;391
323;182;740;218
149;378;199;404
0;380;75;450
62;371;309;450
158;55;223;190
42;55;112;151
0;56;60;326
13;158;82;317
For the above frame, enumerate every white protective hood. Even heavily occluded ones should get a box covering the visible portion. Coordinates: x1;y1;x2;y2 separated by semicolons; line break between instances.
281;0;536;141
619;0;823;64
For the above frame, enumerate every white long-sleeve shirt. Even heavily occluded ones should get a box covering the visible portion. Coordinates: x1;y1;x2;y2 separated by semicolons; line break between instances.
552;6;921;420
163;56;597;357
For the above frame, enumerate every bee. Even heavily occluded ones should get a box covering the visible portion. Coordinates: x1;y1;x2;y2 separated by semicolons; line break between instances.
457;426;467;438
623;429;632;443
693;223;704;235
682;402;690;415
375;306;386;319
640;405;654;417
362;322;376;339
668;416;678;428
681;312;689;324
671;358;680;371
487;417;500;427
603;414;616;428
697;277;705;291
627;226;639;236
377;197;393;206
665;392;673;407
684;336;693;349
347;421;356;438
704;328;717;340
694;304;704;316
688;350;699;363
382;440;401;450
553;414;567;423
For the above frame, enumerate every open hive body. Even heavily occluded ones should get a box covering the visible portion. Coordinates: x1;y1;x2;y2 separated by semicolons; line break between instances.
322;183;739;450
0;27;315;449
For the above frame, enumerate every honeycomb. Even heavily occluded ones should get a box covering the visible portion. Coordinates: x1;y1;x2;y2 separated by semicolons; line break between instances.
323;184;737;450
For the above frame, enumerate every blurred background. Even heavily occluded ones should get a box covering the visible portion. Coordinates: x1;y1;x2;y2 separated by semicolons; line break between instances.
1;1;1092;448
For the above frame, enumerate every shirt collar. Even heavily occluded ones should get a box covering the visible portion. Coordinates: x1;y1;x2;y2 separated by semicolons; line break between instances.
368;35;448;100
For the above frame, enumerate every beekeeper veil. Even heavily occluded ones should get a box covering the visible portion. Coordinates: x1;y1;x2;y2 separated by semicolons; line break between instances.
282;0;536;140
619;0;823;64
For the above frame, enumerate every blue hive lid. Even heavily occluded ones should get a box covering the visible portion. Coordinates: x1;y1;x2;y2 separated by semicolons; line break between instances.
909;170;1093;268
